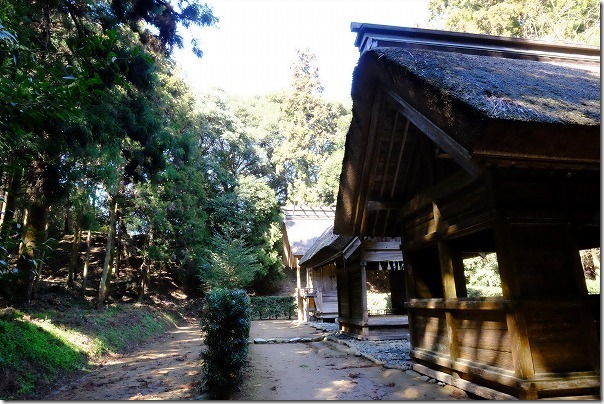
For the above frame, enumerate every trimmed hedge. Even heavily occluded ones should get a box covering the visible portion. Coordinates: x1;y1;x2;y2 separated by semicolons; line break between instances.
250;296;296;320
200;288;251;399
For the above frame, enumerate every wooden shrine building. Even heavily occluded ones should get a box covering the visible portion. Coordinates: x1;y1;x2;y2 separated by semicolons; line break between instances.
281;205;336;321
334;23;600;399
300;225;409;339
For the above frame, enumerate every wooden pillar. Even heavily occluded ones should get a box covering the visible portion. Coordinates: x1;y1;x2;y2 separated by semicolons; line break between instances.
405;254;419;348
438;241;460;360
493;217;536;384
360;261;368;325
296;260;304;322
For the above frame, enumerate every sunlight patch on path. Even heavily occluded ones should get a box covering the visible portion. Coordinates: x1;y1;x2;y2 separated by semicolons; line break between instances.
44;320;203;401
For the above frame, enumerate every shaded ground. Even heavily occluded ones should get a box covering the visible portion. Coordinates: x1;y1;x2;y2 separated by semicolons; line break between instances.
233;320;469;401
44;319;469;401
44;317;202;400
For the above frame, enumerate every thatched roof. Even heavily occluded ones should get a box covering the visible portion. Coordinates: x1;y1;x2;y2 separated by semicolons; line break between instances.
298;224;356;269
349;47;600;162
372;47;600;126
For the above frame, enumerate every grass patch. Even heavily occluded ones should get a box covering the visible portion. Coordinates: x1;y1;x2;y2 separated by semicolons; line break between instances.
0;316;84;399
0;303;179;400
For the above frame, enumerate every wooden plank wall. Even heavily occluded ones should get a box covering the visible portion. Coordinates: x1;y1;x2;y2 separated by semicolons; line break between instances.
349;267;364;319
454;309;513;371
412;308;449;355
337;266;351;319
524;300;594;374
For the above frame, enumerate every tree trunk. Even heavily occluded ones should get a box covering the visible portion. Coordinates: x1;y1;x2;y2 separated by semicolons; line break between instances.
0;172;10;230
67;219;81;288
32;210;51;300
0;167;22;233
114;216;126;277
137;262;148;302
21;202;49;305
63;202;70;234
82;229;91;296
137;230;153;302
97;194;118;308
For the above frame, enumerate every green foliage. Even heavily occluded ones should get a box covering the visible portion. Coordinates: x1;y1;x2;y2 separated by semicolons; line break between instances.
366;292;392;314
0;304;177;399
111;0;218;56
249;296;296;319
200;288;251;399
585;278;600;295
0;318;84;399
91;308;176;353
274;49;350;205
201;233;263;290
466;286;505;298
463;253;502;289
193;91;286;293
428;0;600;45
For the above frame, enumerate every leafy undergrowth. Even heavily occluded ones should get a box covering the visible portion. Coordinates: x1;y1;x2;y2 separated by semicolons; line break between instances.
0;299;184;400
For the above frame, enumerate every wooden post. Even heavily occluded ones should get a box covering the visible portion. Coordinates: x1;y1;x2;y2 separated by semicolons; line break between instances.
360;261;368;325
438;240;460;360
492;216;536;381
296;259;304;322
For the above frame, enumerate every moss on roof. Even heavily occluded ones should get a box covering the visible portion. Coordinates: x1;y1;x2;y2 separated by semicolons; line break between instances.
299;224;356;268
372;47;600;125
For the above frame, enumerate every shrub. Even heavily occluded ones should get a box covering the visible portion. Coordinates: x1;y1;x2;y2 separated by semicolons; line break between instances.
200;288;251;399
249;296;296;319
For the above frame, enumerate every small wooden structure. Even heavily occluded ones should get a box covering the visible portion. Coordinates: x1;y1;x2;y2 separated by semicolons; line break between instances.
281;205;336;322
334;23;600;399
300;226;409;339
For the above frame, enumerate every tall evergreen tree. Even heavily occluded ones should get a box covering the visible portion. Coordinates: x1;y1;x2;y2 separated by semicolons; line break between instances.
275;49;348;205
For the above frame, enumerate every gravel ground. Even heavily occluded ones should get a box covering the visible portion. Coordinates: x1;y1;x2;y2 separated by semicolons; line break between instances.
309;321;414;370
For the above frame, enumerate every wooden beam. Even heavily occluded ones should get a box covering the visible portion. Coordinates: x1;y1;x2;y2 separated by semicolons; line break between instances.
408;298;511;311
353;91;385;237
374;111;400;233
384;88;480;177
361;262;368;324
360;239;401;250
390;117;410;199
412;363;518;400
366;199;402;211
379;111;400;198
342;237;361;261
400;169;476;219
361;250;404;262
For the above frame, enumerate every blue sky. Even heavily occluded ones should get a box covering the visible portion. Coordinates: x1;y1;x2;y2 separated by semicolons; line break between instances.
172;0;431;101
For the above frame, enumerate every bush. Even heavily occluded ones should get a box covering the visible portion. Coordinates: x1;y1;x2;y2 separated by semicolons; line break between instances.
249;296;296;319
200;288;251;399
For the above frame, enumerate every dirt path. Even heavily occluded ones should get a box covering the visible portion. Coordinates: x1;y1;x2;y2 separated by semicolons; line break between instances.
44;318;469;401
45;318;203;400
233;320;469;400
